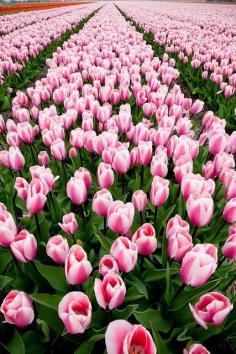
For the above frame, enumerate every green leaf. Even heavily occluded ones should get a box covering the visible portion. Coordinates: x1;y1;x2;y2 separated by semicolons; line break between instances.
31;293;62;310
74;341;95;354
126;273;148;299
95;233;113;253
0;329;25;354
22;330;45;354
150;323;169;354
0;250;12;273
134;308;171;333
125;287;143;302
112;304;139;320
34;260;68;292
143;268;179;282
0;275;13;290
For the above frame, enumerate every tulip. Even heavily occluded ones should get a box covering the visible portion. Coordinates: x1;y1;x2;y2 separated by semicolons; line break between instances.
38;151;50;166
166;215;190;239
181;173;215;201
132;190;147;212
150;176;169;207
107;201;134;235
0;210;17;247
174;155;193;183
167;230;193;261
105;320;156;354
59;213;78;235
10;230;37;263
26;178;47;214
112;147;130;174
58;292;92;334
66;177;87;205
110;236;138;273
65;245;92;285
98;255;119;277
92;189;113;218
132;223;157;256
223;198;236;223
50;138;67;160
94;272;126;310
150;155;168;178
191;100;204;114
189;292;233;329
180;244;217;287
222;233;236;260
0;290;34;327
9;146;25;171
74;167;92;190
137;141;152;166
186;193;214;227
97;162;114;189
183;344;210;354
70;128;84;149
46;235;69;265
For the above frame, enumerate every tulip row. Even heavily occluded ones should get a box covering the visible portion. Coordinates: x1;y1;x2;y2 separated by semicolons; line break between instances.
0;3;235;354
116;2;236;130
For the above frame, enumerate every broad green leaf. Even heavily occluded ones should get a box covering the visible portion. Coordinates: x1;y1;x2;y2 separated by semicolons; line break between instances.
143;268;179;282
150;323;169;354
0;329;25;354
31;293;62;310
126;273;148;299
0;250;12;273
134;308;171;333
95;233;113;253
0;275;13;290
34;260;68;292
112;304;139;320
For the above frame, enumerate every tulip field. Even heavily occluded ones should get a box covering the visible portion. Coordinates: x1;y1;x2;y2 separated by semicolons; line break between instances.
0;1;236;354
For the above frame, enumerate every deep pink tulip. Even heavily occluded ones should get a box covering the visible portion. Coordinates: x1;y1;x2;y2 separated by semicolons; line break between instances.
150;176;169;207
50;138;67;160
38;151;50;167
97;162;114;189
98;255;119;277
94;272;126;310
110;236;138;273
92;189;113;218
222;233;236;260
59;213;78;235
132;223;157;256
183;344;210;354
189;292;233;329
166;215;190;239
180;244;217;287
191;100;204;114
105;320;156;354
10;230;37;263
65;245;92;285
0;290;34;327
186;193;214;227
208;132;228;155
132;190;147;212
58;292;92;334
107;201;134;234
46;235;69;265
223;198;236;223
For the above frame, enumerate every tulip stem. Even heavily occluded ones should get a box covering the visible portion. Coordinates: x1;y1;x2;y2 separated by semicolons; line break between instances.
72;234;77;244
140;211;144;224
218;257;225;268
154;206;158;226
141;165;144;188
78;149;83;167
104;217;107;235
121;174;125;194
175;283;185;298
11;251;24;277
35;213;42;239
29;144;36;162
140;255;144;272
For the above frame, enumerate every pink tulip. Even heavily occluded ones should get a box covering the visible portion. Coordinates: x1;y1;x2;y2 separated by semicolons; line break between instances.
229;223;236;235
167;230;193;261
58;292;92;334
223;198;236;223
174;155;193;183
94;272;126;310
97;162;114;189
137;141;152;166
9;146;25;171
17;122;36;144
29;165;58;192
107;201;134;234
38;151;50;166
70;128;84;149
166;215;190;239
191;100;204;114
186;193;214;227
65;245;92;285
105;320;156;354
59;213;78;235
0;290;34;327
0;210;17;247
222;234;236;260
10;230;37;263
180;244;217;287
183;344;210;354
66;177;87;205
46;235;69;265
132;190;147;212
189;292;233;329
112;147;130;174
150;176;169;207
98;255;119;277
181;173;215;201
15;177;28;202
209;132;228;155
74;167;92;190
132;223;157;256
110;236;138;273
50;138;67;160
150;155;168;178
26;178;47;214
92;189;113;218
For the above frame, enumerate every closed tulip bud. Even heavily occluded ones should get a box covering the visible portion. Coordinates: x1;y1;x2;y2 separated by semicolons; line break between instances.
10;230;37;263
137;141;152;166
112;147;130;174
0;210;17;247
38;151;50;166
58;292;92;334
15;177;28;202
105;320;156;354
59;213;78;235
184;344;210;354
223;198;236;223
174;155;193;183
46;235;69;264
150;155;168;177
150;176;169;207
66;177;87;205
186;193;214;227
26;178;47;214
98;255;119;277
70;128;84;149
50;138;67;161
97;162;114;189
111;236;138;273
9;146;25;171
180;244;217;287
132;223;157;255
132;190;147;211
0;290;34;327
92;189;113;218
116;112;132;133
166;215;190;238
94;272;126;310
191;100;204;114
167;230;193;261
69;147;77;159
181;173;215;201
190;292;233;329
107;201;134;235
65;245;92;285
222;233;236;260
17;122;36;144
209;132;228;155
74;167;92;190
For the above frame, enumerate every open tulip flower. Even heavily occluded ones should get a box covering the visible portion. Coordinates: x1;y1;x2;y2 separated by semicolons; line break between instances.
0;2;235;354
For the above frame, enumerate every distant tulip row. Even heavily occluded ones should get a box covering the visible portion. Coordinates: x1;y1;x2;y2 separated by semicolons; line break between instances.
0;3;235;354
